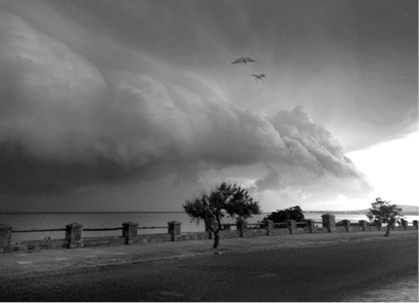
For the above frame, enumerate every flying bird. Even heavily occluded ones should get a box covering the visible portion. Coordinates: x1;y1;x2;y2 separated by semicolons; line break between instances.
252;74;266;81
231;56;256;65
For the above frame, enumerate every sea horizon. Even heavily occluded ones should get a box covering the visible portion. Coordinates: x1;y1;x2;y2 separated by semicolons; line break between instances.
2;209;417;215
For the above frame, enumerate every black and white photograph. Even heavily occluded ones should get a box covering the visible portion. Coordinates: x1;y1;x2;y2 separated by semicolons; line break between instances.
0;0;417;301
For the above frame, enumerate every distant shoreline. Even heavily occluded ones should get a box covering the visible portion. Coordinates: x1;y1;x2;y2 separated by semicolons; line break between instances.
306;211;418;215
2;211;417;215
0;211;186;215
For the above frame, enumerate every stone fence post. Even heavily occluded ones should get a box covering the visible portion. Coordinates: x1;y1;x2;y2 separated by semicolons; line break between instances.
66;223;83;248
388;220;395;231
374;220;382;231
413;220;418;229
223;224;231;230
359;220;367;231
400;219;408;230
0;224;12;253
306;219;315;233
321;214;336;232
236;218;248;237
286;220;296;234
342;220;351;232
262;220;273;236
168;221;181;241
122;221;138;244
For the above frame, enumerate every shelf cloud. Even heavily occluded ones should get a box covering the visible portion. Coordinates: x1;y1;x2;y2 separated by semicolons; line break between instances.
0;0;415;211
0;11;368;198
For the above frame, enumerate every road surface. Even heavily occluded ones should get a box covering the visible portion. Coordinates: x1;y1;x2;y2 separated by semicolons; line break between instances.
1;233;417;301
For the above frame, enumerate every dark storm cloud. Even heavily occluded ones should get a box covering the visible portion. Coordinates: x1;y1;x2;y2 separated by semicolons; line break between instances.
0;21;366;194
4;0;416;210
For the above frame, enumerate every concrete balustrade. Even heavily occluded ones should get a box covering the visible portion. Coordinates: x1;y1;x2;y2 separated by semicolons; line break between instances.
359;220;367;231
66;223;83;248
122;222;138;244
1;214;417;253
223;224;232;230
263;219;273;235
321;214;336;232
306;219;315;233
168;221;181;241
374;220;382;231
286;220;296;234
236;218;248;237
0;224;12;253
342;220;351;232
390;221;396;230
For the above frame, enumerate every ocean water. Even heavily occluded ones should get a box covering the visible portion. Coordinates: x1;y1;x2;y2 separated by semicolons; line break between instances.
0;212;417;243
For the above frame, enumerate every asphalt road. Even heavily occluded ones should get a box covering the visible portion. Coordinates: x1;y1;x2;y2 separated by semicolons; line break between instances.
1;233;417;302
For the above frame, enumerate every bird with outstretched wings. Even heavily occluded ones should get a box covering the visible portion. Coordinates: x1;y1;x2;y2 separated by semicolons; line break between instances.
252;74;266;81
231;56;256;65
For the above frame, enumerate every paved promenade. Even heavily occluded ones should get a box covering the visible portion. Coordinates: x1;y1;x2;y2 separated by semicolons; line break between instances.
1;229;417;278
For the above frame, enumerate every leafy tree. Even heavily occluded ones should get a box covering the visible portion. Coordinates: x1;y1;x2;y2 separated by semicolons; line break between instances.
366;197;402;237
183;182;261;248
263;206;305;226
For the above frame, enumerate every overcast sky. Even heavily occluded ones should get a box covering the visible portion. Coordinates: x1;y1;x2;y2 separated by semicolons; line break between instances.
0;0;417;212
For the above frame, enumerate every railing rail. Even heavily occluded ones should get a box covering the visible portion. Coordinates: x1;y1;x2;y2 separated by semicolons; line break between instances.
273;223;286;226
84;227;123;231
12;228;66;233
10;221;412;234
12;226;171;233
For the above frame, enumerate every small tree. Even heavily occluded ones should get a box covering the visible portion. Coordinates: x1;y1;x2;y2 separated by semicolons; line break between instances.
263;206;305;227
183;182;261;248
366;197;402;237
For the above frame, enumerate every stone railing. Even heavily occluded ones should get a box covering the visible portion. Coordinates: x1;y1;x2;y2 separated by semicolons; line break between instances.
0;215;417;253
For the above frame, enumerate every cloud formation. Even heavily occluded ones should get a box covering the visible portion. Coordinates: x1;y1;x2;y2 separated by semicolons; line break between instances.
0;10;370;201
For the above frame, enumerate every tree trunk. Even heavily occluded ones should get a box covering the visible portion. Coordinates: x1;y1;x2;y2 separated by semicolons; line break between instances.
213;232;220;249
384;225;390;237
385;218;394;237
